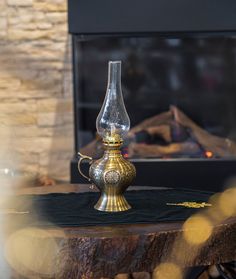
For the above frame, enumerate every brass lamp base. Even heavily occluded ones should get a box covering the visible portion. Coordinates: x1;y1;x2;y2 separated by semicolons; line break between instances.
94;192;131;212
90;138;136;212
78;135;136;212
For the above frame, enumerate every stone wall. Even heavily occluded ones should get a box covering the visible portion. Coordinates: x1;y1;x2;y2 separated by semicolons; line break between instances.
0;0;73;182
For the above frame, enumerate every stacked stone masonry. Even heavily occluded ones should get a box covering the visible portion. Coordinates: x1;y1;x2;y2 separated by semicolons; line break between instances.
0;0;73;181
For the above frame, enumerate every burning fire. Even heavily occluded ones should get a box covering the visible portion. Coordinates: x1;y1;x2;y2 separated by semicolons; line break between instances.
205;150;213;158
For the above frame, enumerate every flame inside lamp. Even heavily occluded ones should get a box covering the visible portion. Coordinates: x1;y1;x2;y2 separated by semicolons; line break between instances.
96;61;130;142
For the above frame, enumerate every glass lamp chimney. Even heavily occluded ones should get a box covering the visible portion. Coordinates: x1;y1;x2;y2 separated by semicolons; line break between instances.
96;61;130;142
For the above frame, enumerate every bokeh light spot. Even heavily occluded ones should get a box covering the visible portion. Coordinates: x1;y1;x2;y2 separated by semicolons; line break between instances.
153;262;182;279
5;227;63;277
218;188;236;218
183;215;213;245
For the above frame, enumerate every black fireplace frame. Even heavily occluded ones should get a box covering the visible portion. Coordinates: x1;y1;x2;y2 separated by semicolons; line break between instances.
68;0;236;191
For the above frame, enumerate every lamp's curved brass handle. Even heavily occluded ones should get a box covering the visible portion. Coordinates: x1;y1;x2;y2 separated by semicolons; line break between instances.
78;152;93;182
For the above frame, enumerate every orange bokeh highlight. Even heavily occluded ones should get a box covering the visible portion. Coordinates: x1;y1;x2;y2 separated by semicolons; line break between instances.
205;151;213;158
218;188;236;218
5;226;66;278
153;262;183;279
183;215;213;245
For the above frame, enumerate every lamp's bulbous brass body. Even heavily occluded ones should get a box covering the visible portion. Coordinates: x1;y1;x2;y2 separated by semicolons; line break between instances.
89;146;135;212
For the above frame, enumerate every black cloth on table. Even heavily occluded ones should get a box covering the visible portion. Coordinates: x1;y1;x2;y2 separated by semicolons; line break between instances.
5;188;214;228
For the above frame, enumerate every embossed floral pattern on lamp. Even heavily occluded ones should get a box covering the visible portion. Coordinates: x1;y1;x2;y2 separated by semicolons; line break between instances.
78;61;136;212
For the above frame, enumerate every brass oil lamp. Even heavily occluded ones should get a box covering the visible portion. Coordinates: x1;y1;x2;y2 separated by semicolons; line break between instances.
78;61;136;212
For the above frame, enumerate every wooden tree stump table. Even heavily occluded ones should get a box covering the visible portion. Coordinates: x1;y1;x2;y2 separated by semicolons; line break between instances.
10;184;236;279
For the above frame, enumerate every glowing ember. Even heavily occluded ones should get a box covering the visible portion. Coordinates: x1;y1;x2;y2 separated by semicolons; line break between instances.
205;151;213;158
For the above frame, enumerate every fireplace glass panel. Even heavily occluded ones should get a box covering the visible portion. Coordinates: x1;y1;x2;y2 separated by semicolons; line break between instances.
74;36;236;160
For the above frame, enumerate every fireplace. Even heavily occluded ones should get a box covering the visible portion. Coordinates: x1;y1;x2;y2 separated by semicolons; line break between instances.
68;0;236;191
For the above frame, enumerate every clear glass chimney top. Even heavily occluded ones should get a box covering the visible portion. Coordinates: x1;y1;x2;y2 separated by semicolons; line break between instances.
96;61;130;141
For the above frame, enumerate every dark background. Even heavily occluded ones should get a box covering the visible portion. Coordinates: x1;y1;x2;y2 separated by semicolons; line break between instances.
68;0;236;189
75;36;236;150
